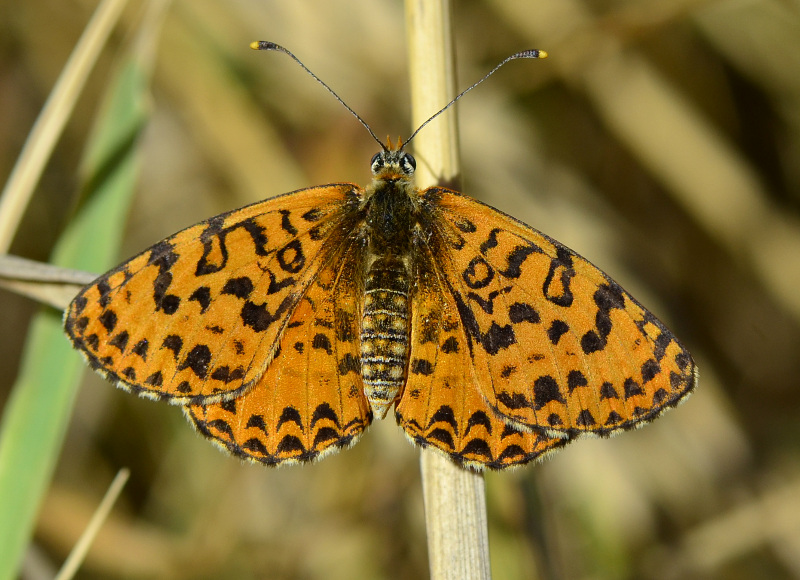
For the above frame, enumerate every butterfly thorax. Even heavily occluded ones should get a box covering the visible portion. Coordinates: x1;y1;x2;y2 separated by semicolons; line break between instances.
359;150;418;418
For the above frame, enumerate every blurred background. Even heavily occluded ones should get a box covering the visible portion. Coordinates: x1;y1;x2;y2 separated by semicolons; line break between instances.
2;0;800;578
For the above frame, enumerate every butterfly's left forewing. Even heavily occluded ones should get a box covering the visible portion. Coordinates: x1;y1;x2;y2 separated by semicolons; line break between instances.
65;184;360;405
415;187;696;438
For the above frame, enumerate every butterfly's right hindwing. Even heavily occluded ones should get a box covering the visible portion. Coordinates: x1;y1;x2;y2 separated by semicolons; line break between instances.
397;237;569;470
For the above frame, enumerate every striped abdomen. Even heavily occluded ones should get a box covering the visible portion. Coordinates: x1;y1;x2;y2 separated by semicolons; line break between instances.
361;255;410;418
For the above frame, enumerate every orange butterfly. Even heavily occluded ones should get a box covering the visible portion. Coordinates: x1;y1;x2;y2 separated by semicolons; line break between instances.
64;43;696;470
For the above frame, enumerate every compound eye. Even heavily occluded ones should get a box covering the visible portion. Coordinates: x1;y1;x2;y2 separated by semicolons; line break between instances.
370;152;384;173
400;153;416;174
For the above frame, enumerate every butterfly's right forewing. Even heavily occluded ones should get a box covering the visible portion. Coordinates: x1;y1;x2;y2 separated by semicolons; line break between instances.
418;187;696;438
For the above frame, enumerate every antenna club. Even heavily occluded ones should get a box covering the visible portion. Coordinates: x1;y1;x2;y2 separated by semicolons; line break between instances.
251;40;278;51
512;49;548;59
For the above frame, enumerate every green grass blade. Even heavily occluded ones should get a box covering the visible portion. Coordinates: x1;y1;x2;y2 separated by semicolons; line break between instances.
0;57;149;579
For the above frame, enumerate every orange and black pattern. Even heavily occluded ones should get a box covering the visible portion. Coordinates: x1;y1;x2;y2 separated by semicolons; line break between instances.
65;146;696;470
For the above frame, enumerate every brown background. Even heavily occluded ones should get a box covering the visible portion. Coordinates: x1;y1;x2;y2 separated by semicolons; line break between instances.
1;0;799;578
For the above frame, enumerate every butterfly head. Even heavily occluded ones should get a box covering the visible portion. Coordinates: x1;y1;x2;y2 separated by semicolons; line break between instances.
371;138;416;181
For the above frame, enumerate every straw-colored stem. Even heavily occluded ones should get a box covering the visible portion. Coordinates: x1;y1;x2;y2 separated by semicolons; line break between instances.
0;0;129;253
404;1;492;578
54;469;130;580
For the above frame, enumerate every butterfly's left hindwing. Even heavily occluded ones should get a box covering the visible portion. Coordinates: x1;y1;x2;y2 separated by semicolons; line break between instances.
411;187;696;440
65;184;360;405
186;236;372;465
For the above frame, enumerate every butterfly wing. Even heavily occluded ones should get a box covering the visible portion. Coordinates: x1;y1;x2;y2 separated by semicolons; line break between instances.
65;184;362;404
185;236;372;465
409;187;696;440
396;238;569;469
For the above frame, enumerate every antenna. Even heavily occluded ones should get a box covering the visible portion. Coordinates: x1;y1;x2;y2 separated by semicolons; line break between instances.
404;49;547;147
251;41;385;150
251;41;547;150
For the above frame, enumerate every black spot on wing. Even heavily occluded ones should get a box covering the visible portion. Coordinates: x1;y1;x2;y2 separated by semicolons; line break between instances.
576;410;596;427
72;295;88;315
96;279;113;308
462;256;494;290
73;316;89;334
276;239;305;273
276;407;303;431
567;370;588;392
500;365;517;378
145;371;162;386
411;358;434;376
210;366;245;383
84;334;99;351
581;283;626;354
265;270;296;295
641;359;660;383
242;437;269;456
508;302;539;324
338;353;360;376
428;429;455;448
222;277;254;299
461;438;492;460
547;320;570;345
162;334;183;359
279;209;298;235
441;336;459;353
533;375;565;410
312;333;333;355
498;244;538;279
599;382;619;400
178;345;212;379
196;217;270;276
479;229;500;254
496;391;531;410
542;246;575;307
313;427;340;446
99;310;117;332
241;296;294;333
430;406;458;431
301;208;323;222
132;339;149;360
454;218;477;233
246;414;267;432
483;323;516;355
109;331;129;352
623;378;644;399
465;411;493;435
276;435;306;455
189;286;212;312
311;403;340;429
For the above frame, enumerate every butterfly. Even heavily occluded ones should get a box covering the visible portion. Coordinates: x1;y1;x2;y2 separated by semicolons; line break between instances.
64;43;696;470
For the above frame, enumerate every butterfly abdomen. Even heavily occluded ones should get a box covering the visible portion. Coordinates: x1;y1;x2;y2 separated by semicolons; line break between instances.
360;255;410;418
